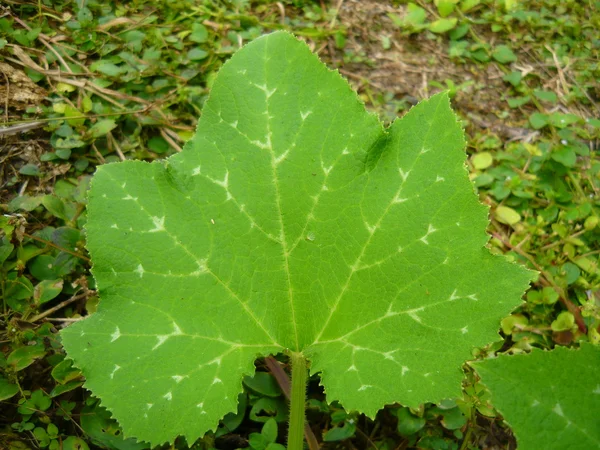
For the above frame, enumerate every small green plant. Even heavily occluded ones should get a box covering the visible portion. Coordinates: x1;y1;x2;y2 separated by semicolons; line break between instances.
61;31;533;448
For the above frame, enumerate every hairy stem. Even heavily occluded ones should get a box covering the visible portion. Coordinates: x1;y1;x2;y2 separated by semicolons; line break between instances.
265;356;319;449
287;351;308;450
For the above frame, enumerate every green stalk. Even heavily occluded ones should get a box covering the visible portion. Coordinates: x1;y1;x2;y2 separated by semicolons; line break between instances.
287;351;308;450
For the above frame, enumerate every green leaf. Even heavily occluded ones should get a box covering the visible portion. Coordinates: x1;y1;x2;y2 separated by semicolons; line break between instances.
147;136;170;154
8;344;46;371
533;89;558;104
62;436;90;450
429;18;458;33
529;113;548;129
495;206;521;225
61;32;533;446
243;372;282;397
80;403;149;450
261;418;278;444
435;0;459;17
92;61;126;76
34;279;64;304
550;311;575;331
551;146;577;168
189;23;208;43
460;0;480;12
323;420;356;442
506;96;530;108
187;48;208;61
86;119;117;140
492;45;517;64
9;195;42;212
394;407;426;435
472;345;600;450
51;359;82;384
0;375;19;401
502;71;522;87
19;163;41;176
471;152;493;170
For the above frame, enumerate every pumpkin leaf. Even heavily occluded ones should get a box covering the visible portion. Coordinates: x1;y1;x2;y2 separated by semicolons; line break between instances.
472;345;600;450
61;32;533;446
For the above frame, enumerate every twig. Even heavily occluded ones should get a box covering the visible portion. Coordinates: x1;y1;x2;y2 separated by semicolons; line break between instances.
1;69;8;123
0;122;45;136
160;127;182;152
45;317;83;322
108;132;126;160
28;291;91;323
23;232;90;262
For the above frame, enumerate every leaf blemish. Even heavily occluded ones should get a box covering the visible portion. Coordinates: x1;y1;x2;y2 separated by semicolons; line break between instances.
149;216;165;233
110;365;121;379
110;326;120;342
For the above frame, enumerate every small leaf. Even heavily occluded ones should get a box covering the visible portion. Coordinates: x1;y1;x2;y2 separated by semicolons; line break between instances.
395;407;425;435
472;345;600;450
533;90;558;103
51;359;82;384
61;436;90;450
551;147;577;168
0;375;19;401
460;0;480;11
471;152;493;170
80;403;149;450
86;119;117;139
92;61;126;76
262;418;278;444
323;420;356;442
8;344;46;371
187;48;208;61
34;279;64;304
507;96;530;108
50;380;84;397
435;0;459;17
249;397;287;423
147;136;170;154
495;206;521;225
492;45;517;63
503;71;522;87
438;406;466;430
19;164;41;176
9;195;42;212
189;23;208;43
584;215;599;231
550;311;575;332
243;372;282;398
500;314;528;335
529;113;548;129
429;17;458;33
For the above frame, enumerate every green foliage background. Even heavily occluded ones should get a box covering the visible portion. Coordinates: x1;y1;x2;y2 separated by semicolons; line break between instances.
1;0;599;449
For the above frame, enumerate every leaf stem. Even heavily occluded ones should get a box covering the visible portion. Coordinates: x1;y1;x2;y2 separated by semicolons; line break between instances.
287;351;308;450
265;356;319;450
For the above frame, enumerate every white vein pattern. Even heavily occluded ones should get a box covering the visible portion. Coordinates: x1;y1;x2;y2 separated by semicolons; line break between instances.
104;172;281;347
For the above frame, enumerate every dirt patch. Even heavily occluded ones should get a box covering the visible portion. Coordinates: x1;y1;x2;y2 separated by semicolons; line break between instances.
0;61;47;112
330;0;528;139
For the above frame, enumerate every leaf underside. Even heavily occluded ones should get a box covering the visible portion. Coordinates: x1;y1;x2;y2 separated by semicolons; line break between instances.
61;31;533;446
473;345;600;450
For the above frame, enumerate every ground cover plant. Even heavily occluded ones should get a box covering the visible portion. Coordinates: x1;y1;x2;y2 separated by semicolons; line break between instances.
1;1;599;449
